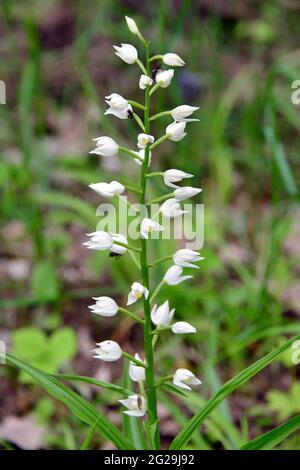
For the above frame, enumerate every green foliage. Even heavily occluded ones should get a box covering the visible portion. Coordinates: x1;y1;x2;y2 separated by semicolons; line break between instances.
267;383;300;421
12;327;77;382
30;261;60;301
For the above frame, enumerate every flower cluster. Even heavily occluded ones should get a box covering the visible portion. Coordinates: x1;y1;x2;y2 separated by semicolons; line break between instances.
85;17;203;425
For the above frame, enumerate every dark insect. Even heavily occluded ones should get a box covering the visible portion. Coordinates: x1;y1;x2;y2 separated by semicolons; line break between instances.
151;64;164;81
137;394;143;410
127;109;134;119
109;252;122;259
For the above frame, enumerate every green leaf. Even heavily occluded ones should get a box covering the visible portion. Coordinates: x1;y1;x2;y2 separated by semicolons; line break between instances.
80;417;101;450
54;373;132;395
160;383;188;398
30;261;60;301
169;334;300;450
240;414;300;450
12;327;47;362
48;328;77;366
6;354;134;450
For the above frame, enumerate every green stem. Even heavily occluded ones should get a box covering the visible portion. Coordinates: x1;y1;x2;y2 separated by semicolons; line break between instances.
146;172;164;178
150;134;168;150
124;184;142;194
133;112;145;131
149;82;160;97
119;145;143;163
119;307;145;325
113;240;141;253
150;110;171;121
148;255;173;268
150;279;166;303
139;41;160;450
136;58;147;75
122;351;147;368
146;193;172;205
128;100;145;111
149;54;163;62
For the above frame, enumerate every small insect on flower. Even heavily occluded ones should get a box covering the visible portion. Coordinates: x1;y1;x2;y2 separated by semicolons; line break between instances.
164;265;193;285
105;93;133;120
93;340;122;362
137;133;155;149
127;282;149;306
171;321;197;334
119;394;147;417
139;74;153;89
151;64;164;81
129;354;146;382
89;181;125;198
170;105;199;122
173;369;202;390
163;169;194;189
83;231;113;251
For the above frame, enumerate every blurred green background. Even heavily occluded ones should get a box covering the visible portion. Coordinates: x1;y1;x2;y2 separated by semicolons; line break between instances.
0;0;300;450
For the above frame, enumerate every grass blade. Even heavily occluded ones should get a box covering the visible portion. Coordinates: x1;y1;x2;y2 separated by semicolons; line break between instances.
6;354;134;450
241;414;300;450
53;373;132;395
80;417;101;450
170;334;300;449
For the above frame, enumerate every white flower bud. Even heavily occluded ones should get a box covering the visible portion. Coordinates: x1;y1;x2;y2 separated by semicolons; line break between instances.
174;186;202;200
89;181;125;198
160;198;187;219
163;169;193;189
125;16;140;35
173;369;202;390
141;218;163;239
90;136;119;157
170;105;199;122
89;296;119;317
137;133;155;149
139;74;153;89
163;53;185;67
156;69;174;88
151;300;175;327
129;354;146;382
119;394;146;417
113;43;138;64
111;233;128;255
93;340;122;362
171;321;197;334
164;265;193;286
166;121;186;141
173;249;204;269
83;231;113;251
133;148;152;166
127;282;149;306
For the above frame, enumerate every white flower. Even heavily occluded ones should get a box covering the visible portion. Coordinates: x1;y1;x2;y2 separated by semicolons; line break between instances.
134;148;152;166
89;181;125;198
105;93;129;110
127;282;149;305
166;121;186;141
174;186;202;200
125;16;140;35
164;265;193;285
129;354;145;382
89;296;119;317
113;43;138;64
163;53;185;67
171;321;197;334
104;93;132;119
93;340;122;362
173;249;203;269
90;136;119;157
163;169;193;189
160;198;187;218
156;69;174;88
141;218;163;239
83;231;113;251
170;105;199;122
137;133;155;149
151;300;175;327
111;233;128;255
139;74;153;89
119;394;146;417
173;369;202;390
